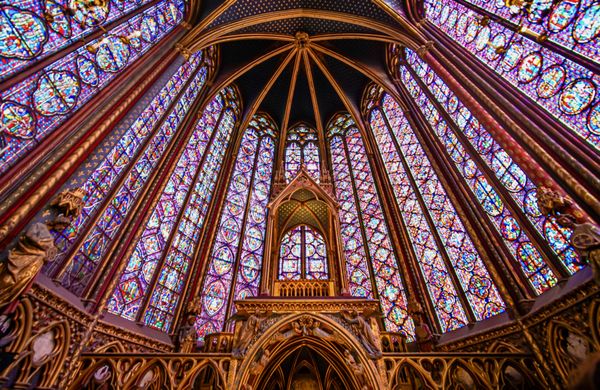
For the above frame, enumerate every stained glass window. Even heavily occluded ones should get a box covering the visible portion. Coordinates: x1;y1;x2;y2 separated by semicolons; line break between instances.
107;87;240;330
398;48;572;291
278;225;328;281
424;0;599;151
194;114;277;339
328;114;414;339
285;124;321;182
0;0;157;80
47;52;209;296
0;0;185;174
365;91;506;330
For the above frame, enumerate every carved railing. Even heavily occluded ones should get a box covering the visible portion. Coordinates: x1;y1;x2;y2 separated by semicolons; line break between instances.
382;352;548;388
274;280;334;297
68;352;547;389
202;332;234;353
68;353;232;389
380;332;408;353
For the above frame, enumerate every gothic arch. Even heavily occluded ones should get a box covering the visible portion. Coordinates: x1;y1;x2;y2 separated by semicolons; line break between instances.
178;359;227;389
547;320;599;382
234;312;384;389
4;320;70;389
179;10;425;53
389;360;437;390
262;170;347;295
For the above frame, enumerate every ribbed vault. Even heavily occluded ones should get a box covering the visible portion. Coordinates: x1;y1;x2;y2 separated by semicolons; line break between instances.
179;0;429;136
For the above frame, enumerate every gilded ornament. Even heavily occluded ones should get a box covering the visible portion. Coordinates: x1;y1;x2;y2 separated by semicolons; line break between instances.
47;188;86;231
536;186;571;216
0;223;57;310
176;315;197;353
230;310;271;358
556;214;600;284
408;301;436;352
340;310;382;358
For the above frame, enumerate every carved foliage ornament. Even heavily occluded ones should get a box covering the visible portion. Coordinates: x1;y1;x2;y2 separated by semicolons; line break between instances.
47;187;86;230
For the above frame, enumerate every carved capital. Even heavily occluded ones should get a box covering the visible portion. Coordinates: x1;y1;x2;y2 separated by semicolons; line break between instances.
416;41;434;57
175;43;192;60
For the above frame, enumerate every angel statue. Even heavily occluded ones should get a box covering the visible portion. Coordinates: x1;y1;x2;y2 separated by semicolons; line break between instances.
176;315;197;353
0;223;57;311
340;309;382;358
557;214;600;285
229;310;271;358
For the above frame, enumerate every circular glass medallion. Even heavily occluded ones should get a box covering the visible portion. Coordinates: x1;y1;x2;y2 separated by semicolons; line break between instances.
203;281;226;316
0;6;47;59
547;0;579;33
95;35;130;72
573;3;600;43
536;64;566;98
33;71;80;116
517;52;543;83
0;101;36;139
475;26;491;51
45;1;71;38
502;43;523;71
559;79;596;115
141;15;159;42
77;56;99;86
501;216;521;241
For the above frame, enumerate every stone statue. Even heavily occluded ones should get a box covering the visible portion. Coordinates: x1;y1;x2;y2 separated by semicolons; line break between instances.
412;315;435;352
231;310;270;358
344;349;367;389
536;186;571;216
408;301;435;352
250;348;271;376
557;214;600;284
0;223;57;310
341;310;382;358
176;315;197;353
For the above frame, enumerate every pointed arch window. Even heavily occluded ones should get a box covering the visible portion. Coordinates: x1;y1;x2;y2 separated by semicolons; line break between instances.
107;87;241;331
0;0;186;174
328;114;414;339
285;124;320;182
47;50;212;296
0;0;158;80
423;0;599;151
396;48;580;285
364;91;505;331
278;225;328;281
194;114;277;339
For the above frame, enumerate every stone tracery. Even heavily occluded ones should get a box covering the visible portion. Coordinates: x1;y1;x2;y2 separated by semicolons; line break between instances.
0;0;598;388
